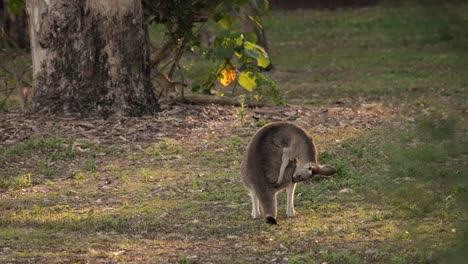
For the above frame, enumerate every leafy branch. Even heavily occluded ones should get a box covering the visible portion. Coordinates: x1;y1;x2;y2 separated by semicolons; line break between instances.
143;0;282;105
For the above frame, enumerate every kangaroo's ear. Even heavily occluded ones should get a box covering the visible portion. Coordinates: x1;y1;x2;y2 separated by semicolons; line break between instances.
314;165;336;176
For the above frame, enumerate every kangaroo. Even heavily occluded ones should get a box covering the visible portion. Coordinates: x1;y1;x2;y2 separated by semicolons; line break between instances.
240;122;336;225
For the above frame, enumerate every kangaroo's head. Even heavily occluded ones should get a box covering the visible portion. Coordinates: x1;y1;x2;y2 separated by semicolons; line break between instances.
292;160;336;183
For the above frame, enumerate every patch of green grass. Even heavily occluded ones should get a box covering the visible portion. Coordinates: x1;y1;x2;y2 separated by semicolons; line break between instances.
285;108;465;261
39;159;56;177
0;197;175;234
194;172;245;202
144;140;183;161
260;4;468;104
0;173;33;189
0;137;119;190
82;158;98;172
313;152;370;194
178;256;190;264
188;135;245;171
290;249;361;264
322;250;361;264
0;136;74;162
358;114;466;247
391;254;407;264
372;214;382;222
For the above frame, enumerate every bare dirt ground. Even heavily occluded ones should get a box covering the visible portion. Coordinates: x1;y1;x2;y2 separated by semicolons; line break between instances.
1;102;393;147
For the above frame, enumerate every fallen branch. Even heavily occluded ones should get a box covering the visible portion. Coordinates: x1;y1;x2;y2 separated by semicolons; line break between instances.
177;94;260;107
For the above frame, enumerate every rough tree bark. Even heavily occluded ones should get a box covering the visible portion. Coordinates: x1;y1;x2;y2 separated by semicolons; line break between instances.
26;0;160;117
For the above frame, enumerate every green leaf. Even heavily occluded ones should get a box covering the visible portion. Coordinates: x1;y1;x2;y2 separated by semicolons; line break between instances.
234;35;244;47
8;0;25;16
218;14;233;30
238;72;257;92
243;32;258;43
234;0;249;7
244;49;259;60
243;41;259;59
243;41;256;50
191;84;201;94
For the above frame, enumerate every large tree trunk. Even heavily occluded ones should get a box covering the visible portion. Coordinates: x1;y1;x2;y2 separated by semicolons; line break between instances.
26;0;160;117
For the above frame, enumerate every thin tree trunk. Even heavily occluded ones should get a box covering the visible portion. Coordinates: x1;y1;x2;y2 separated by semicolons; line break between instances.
27;0;160;117
2;0;29;48
0;0;4;45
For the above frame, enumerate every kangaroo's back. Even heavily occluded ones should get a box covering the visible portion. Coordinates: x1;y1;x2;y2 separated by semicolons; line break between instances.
241;122;317;189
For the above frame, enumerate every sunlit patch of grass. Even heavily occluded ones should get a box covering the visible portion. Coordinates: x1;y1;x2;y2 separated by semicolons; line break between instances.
187;134;246;172
0;196;178;234
287;201;400;240
193;172;244;202
0;173;33;189
144;140;183;161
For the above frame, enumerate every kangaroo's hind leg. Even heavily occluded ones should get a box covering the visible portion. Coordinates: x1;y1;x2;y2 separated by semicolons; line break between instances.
249;190;261;219
286;183;297;217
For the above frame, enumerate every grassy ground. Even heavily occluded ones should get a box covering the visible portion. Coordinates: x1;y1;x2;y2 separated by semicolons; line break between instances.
1;2;467;263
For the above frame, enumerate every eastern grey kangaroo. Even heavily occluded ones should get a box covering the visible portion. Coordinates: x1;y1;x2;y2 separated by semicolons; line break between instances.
241;122;336;225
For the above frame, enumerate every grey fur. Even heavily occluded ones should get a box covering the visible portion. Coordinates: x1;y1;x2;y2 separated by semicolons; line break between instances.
240;122;336;224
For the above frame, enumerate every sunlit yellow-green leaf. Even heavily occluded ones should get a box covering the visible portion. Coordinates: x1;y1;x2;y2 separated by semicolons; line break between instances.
243;41;256;50
218;14;233;30
235;35;243;46
255;45;270;68
257;52;270;68
238;72;257;92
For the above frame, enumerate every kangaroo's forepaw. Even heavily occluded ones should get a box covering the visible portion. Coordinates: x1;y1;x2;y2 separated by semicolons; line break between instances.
274;181;282;188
